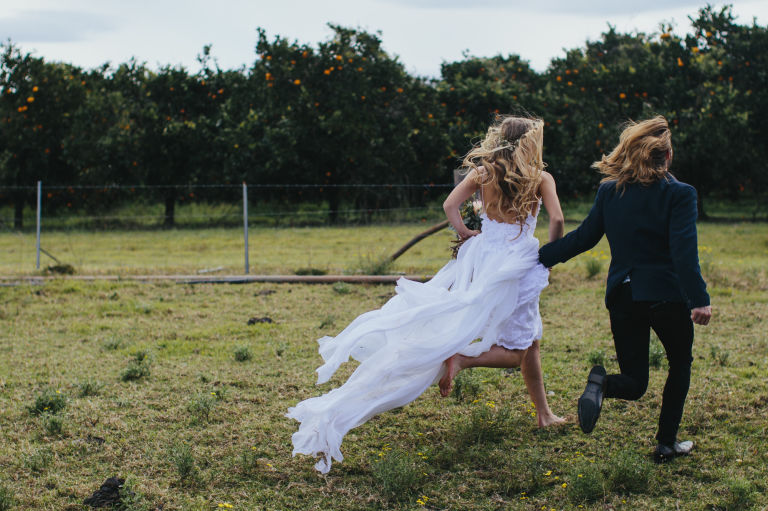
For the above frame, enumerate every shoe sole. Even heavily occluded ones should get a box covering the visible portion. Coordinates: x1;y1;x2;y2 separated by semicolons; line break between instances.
577;369;605;434
577;395;599;433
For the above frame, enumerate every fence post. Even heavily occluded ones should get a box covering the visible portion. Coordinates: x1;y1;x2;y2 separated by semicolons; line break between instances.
35;180;41;270
243;182;249;274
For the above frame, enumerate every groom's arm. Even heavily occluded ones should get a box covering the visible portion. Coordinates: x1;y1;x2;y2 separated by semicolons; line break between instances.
668;184;710;310
538;183;607;267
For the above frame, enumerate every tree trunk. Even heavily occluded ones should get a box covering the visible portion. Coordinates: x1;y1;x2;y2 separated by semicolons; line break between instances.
13;196;24;230
164;195;175;228
696;188;707;220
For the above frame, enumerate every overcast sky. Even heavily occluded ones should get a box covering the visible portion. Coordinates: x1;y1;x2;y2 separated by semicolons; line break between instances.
1;1;766;77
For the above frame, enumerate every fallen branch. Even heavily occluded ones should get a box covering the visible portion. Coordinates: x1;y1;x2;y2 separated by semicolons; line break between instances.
388;220;450;262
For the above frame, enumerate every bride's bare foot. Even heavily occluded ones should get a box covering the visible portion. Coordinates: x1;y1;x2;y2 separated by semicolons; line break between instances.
439;355;462;397
537;413;567;428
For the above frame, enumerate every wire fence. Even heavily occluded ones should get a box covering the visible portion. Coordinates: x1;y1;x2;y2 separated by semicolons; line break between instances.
0;182;454;228
1;181;763;276
0;182;456;275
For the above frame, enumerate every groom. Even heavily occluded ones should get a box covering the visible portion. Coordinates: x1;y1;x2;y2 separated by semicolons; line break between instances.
538;116;712;463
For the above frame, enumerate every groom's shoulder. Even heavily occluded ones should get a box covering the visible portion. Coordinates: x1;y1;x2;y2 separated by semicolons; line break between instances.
663;174;697;199
596;180;617;197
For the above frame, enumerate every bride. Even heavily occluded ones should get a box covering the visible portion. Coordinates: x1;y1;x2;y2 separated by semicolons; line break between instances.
287;115;566;473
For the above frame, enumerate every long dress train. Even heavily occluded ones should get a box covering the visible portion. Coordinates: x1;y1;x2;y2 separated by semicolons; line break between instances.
286;210;549;473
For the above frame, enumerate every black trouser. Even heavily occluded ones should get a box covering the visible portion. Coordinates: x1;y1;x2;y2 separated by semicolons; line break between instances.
604;283;694;446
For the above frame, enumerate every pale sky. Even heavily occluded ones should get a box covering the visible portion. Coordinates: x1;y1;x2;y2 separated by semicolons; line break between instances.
1;0;767;77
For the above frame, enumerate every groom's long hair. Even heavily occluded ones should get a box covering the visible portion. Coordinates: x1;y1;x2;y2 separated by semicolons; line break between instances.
594;116;673;190
462;115;545;226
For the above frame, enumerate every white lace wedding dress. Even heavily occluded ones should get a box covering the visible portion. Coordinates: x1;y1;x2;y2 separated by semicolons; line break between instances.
286;208;549;473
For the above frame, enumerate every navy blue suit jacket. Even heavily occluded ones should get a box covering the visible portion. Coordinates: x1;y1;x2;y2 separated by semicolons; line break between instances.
539;175;710;309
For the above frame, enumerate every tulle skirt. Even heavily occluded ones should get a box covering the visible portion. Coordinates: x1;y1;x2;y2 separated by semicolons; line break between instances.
286;217;549;473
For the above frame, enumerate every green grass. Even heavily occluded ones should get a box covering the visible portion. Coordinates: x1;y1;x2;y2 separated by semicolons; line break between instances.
2;210;767;279
0;222;766;509
0;223;455;276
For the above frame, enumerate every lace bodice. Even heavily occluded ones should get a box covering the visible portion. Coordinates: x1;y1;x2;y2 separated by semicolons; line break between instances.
478;199;540;245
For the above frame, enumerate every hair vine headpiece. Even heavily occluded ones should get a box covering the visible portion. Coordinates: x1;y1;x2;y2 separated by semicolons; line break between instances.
495;135;521;152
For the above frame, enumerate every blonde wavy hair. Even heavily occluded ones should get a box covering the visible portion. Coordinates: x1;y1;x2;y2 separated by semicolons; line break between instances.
594;115;673;190
463;115;545;225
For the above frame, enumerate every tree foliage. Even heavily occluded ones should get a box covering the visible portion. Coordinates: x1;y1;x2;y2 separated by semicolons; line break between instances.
1;6;765;226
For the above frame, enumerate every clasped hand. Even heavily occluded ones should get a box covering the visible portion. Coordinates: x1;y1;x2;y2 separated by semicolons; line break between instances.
691;305;712;325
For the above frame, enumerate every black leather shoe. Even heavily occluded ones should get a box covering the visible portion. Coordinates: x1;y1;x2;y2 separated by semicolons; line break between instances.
577;365;606;434
653;440;693;463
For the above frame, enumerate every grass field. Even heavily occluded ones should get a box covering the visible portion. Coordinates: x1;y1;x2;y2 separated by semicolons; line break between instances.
0;220;766;510
1;212;767;278
0;222;454;277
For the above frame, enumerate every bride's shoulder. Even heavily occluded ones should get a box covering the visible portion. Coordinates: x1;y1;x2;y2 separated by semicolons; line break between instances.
537;171;556;194
540;170;555;183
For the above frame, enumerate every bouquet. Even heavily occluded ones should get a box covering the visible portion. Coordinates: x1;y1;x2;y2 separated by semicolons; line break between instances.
450;198;483;259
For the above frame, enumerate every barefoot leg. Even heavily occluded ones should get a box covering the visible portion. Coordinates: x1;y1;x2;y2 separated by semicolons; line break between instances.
521;341;564;427
441;346;524;397
460;345;526;369
439;354;463;397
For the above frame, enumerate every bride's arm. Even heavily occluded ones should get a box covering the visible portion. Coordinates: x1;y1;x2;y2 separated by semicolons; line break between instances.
540;171;564;243
443;168;481;239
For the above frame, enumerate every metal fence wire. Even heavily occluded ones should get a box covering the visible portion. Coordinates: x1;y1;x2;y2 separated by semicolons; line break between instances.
0;181;456;274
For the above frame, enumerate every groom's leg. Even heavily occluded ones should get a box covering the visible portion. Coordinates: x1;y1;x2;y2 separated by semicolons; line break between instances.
605;284;651;400
650;302;694;446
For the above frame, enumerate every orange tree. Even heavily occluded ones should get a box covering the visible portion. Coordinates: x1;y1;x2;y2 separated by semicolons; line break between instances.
680;6;768;215
437;54;542;177
58;62;145;216
637;6;762;217
0;43;85;228
540;6;766;212
136;60;228;227
201;49;253;195
541;27;677;198
251;25;448;222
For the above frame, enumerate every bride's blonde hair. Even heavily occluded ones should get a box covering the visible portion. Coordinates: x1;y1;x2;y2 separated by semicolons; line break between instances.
594;115;672;190
463;115;545;224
